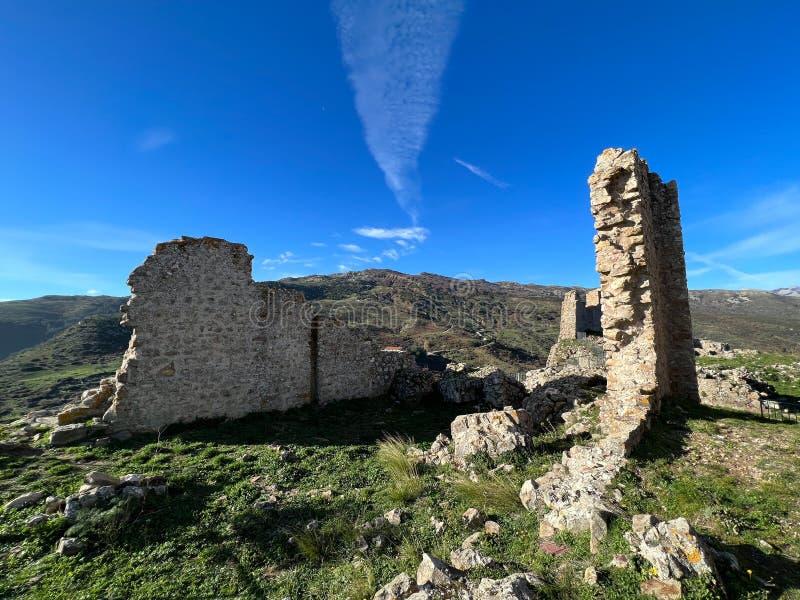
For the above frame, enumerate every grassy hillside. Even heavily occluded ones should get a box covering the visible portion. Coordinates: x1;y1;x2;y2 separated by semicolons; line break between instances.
0;296;124;360
0;394;797;599
0;315;127;419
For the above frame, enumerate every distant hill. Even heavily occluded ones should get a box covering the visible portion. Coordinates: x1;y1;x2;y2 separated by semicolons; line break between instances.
0;314;127;418
773;286;800;298
1;270;799;418
0;295;125;360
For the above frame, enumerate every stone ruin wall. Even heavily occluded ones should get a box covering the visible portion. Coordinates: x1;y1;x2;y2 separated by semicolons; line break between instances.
590;148;698;441
103;237;413;432
557;289;602;340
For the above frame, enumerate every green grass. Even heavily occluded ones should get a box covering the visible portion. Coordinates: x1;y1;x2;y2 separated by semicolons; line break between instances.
697;352;800;398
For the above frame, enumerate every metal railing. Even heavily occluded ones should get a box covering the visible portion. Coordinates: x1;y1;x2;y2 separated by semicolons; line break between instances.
760;397;800;423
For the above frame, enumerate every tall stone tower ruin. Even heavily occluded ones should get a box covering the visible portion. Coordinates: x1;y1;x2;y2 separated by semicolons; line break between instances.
589;148;698;415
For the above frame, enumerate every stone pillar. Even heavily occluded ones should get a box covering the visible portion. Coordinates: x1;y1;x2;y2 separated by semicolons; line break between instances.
557;290;585;340
589;148;698;420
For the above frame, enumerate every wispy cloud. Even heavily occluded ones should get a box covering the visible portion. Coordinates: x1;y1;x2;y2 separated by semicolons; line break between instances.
261;251;320;271
332;0;463;221
86;289;100;296
382;248;399;260
354;226;429;242
339;243;366;253
310;242;327;247
686;184;800;290
136;128;177;152
453;158;509;188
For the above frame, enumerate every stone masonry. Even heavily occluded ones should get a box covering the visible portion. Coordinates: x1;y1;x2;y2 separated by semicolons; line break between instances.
95;237;413;432
522;148;699;553
557;289;602;340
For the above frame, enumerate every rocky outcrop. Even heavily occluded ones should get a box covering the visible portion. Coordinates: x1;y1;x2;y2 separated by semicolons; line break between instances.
450;408;534;467
56;377;116;426
626;514;720;594
693;338;757;359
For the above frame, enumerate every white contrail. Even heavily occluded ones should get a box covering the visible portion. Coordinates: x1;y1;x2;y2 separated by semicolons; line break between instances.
332;0;463;222
454;157;510;188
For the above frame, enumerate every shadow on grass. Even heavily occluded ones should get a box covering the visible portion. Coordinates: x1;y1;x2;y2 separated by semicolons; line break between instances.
119;395;478;450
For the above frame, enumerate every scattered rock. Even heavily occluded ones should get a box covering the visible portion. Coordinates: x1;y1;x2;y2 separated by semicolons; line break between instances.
430;516;445;535
626;515;719;583
473;572;543;600
49;424;89;446
610;554;629;569
3;491;45;510
416;553;463;587
84;471;120;487
451;408;535;467
25;514;50;528
384;508;404;526
583;566;597;585
484;520;501;535
450;546;493;571
462;508;483;528
539;540;567;556
372;572;418;600
519;480;537;511
640;578;682;600
44;496;64;514
55;537;84;556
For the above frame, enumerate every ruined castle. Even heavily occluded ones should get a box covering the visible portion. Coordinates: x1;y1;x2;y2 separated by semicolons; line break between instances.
63;148;697;444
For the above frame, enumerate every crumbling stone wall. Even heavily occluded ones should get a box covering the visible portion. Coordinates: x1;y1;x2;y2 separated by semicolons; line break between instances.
316;321;414;404
557;289;602;340
101;237;411;431
524;149;699;553
590;148;698;420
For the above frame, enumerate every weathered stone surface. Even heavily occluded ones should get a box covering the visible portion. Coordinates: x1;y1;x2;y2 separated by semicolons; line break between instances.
693;339;756;359
450;546;493;571
3;491;45;510
522;149;698;553
25;514;50;528
473;572;543;600
626;515;719;583
558;289;602;340
76;236;413;432
451;408;534;467
416;553;462;587
55;537;84;556
49;424;89;446
640;578;682;599
372;572;418;600
384;508;404;526
439;365;525;408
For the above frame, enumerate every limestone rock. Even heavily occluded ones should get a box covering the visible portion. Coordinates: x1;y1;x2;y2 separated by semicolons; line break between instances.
462;508;483;528
384;508;404;526
44;496;64;514
55;537;84;556
473;572;543;600
640;578;682;599
451;408;534;467
626;515;719;583
372;572;418;600
390;368;439;404
416;553;462;587
519;479;537;511
450;546;493;571
84;471;120;487
3;491;45;510
697;366;773;413
49;424;88;446
484;520;501;535
25;514;50;528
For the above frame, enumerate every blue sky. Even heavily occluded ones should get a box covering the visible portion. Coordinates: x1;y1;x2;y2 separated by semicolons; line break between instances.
2;1;800;300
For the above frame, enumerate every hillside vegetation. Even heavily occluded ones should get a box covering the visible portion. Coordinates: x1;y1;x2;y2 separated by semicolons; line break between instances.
1;271;799;420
